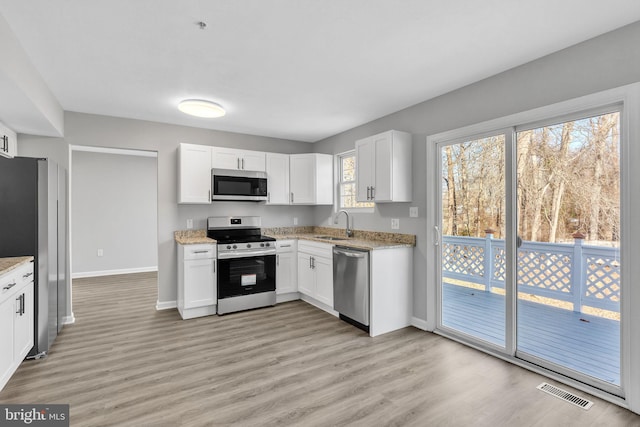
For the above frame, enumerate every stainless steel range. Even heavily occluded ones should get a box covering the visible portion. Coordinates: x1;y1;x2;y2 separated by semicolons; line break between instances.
207;216;276;315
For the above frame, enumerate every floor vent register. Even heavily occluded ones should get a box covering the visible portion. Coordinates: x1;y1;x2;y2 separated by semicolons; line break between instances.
536;382;594;410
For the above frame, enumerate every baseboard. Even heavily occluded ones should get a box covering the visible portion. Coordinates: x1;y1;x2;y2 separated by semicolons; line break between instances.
156;300;177;310
62;314;76;325
72;266;158;279
411;316;428;331
276;292;300;304
299;294;339;317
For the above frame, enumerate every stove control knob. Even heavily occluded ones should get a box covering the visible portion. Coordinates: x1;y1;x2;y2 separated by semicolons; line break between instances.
247;244;252;248
260;243;265;247
232;245;237;249
265;242;271;247
226;245;231;250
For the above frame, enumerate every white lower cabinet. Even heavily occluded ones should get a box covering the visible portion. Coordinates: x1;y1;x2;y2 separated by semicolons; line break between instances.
0;261;35;392
177;244;217;319
297;241;333;308
276;240;297;298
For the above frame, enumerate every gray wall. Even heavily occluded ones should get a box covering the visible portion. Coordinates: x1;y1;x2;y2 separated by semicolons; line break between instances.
312;20;640;321
71;150;158;276
18;20;640;322
19;112;314;316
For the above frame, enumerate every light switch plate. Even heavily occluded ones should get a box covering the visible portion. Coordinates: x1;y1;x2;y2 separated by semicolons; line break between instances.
391;218;400;230
410;207;418;218
97;249;104;257
186;219;193;229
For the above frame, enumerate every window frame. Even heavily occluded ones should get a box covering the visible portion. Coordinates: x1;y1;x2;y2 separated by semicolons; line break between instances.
335;150;374;213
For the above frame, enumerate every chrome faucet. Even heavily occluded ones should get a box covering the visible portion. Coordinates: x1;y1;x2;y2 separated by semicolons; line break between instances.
335;210;353;238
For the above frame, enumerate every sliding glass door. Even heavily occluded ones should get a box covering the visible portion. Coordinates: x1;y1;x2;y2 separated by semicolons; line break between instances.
515;111;621;392
437;109;622;393
439;133;507;349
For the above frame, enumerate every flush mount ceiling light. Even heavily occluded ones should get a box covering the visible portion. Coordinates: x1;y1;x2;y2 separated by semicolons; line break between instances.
178;99;226;118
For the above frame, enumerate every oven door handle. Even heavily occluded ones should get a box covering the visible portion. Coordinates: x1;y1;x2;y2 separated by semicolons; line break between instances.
218;250;276;259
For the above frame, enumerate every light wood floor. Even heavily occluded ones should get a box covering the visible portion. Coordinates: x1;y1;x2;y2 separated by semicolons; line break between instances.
1;273;639;426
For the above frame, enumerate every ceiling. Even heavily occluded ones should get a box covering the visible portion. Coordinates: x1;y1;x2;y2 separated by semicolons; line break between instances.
1;1;640;143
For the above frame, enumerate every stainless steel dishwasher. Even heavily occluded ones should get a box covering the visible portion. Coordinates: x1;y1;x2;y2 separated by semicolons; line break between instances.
333;246;370;332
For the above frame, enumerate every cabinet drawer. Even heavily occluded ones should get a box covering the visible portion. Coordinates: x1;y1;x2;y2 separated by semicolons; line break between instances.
276;240;296;253
298;240;332;259
183;244;216;260
0;262;33;306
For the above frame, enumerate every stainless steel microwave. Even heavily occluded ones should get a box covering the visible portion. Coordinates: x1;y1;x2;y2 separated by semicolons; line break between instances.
211;168;268;201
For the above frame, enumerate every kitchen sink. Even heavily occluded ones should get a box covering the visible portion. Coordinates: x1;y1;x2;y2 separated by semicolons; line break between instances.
314;235;349;241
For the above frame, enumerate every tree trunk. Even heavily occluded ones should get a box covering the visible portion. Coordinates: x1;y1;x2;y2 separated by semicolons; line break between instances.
548;122;572;242
445;146;457;235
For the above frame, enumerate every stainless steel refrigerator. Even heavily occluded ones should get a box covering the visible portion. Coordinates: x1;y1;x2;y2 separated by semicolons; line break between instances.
0;156;66;358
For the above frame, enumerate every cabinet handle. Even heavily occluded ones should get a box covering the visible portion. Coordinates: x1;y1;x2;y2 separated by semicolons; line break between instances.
280;244;291;248
367;186;371;200
16;294;24;315
213;260;216;273
193;250;210;254
309;256;312;269
290;193;294;203
311;256;315;269
242;158;245;169
3;282;16;292
23;272;33;278
237;158;240;169
371;186;375;200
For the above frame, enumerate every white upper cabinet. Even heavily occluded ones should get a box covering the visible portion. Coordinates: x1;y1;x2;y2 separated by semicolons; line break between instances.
356;130;412;203
211;147;266;172
178;143;212;204
289;153;333;205
265;153;290;205
0;122;17;158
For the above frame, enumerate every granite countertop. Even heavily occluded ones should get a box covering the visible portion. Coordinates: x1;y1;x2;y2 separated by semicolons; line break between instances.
174;230;216;245
263;226;416;251
0;256;34;277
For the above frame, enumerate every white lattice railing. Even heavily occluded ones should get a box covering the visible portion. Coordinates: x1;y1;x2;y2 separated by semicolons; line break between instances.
442;233;620;313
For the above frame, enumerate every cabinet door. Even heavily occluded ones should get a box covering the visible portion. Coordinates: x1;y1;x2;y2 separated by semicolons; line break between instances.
266;153;290;205
356;139;375;202
0;296;14;386
178;144;212;204
183;258;216;309
314;256;333;307
276;251;297;294
211;147;241;170
13;283;33;360
240;151;266;172
297;252;314;296
290;155;315;204
373;133;393;202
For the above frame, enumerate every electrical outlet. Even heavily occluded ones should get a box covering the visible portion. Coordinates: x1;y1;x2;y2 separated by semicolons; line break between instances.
186;219;193;229
293;217;298;225
391;218;400;230
410;207;418;218
97;249;104;257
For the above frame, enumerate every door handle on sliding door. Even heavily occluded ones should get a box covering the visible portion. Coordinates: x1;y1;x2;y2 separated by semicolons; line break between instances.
434;226;441;246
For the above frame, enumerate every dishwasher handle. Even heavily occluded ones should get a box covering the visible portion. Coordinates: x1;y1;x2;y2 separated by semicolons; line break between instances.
333;249;367;258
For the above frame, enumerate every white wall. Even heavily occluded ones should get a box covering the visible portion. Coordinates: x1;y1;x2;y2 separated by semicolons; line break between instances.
71;150;158;277
312;20;640;322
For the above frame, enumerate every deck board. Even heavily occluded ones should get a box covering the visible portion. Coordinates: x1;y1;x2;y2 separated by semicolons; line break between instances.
442;283;620;385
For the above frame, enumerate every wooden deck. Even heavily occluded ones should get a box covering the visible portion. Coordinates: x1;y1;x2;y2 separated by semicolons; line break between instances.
442;283;620;385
